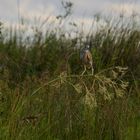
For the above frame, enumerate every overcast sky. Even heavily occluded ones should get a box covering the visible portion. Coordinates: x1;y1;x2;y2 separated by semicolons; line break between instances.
0;0;140;33
1;0;140;21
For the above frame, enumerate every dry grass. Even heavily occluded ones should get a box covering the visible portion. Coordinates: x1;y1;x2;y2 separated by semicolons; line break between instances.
0;14;140;140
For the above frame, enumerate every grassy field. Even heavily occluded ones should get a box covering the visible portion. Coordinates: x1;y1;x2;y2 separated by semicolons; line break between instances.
0;15;140;140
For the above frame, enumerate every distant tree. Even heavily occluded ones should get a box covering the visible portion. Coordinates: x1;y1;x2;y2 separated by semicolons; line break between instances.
56;1;73;21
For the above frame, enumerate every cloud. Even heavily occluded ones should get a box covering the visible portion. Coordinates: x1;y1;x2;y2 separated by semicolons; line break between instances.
70;0;140;18
108;3;140;16
0;0;18;21
1;0;140;22
1;0;140;34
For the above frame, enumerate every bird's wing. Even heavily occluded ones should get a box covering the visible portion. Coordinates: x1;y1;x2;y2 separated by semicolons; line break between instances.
86;51;92;61
83;51;92;64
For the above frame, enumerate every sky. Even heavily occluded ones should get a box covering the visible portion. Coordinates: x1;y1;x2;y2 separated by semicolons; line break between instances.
0;0;140;33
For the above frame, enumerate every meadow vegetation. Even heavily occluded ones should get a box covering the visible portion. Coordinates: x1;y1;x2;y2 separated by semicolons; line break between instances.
0;10;140;140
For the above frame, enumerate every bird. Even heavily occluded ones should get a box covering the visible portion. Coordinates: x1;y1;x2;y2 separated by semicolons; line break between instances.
80;44;94;75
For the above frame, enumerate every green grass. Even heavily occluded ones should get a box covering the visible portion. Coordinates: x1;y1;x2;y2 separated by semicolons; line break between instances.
0;15;140;140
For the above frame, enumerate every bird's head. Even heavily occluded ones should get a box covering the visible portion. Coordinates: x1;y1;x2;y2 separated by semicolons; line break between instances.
86;45;90;49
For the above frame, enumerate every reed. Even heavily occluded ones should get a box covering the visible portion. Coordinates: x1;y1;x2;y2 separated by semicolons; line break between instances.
0;14;140;140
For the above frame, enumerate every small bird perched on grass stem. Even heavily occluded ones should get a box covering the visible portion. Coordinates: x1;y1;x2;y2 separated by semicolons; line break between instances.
80;45;94;75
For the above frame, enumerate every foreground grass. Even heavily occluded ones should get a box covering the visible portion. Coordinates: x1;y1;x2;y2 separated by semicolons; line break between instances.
0;17;140;140
0;71;139;140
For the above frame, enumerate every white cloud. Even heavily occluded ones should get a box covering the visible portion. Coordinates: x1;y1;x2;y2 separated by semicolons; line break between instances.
1;0;140;34
108;3;140;16
1;0;140;22
0;0;18;21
